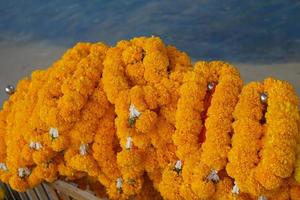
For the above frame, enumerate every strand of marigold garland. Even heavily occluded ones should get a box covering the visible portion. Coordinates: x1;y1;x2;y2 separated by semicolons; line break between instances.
66;84;108;178
190;61;243;199
293;111;300;184
102;36;175;197
126;43;192;197
2;42;112;192
227;78;300;197
20;70;52;167
4;79;41;191
36;43;106;154
93;105;123;199
37;43;92;132
1;73;64;191
159;69;207;200
145;45;192;190
36;43;109;186
50;44;117;193
0;95;13;183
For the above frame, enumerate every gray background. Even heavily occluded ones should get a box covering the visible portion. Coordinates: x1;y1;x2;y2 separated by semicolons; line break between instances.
0;0;299;105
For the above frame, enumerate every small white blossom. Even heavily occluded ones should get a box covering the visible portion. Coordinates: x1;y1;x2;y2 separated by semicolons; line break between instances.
258;196;267;200
18;167;31;178
207;82;215;91
29;141;36;149
29;141;43;150
0;163;8;171
79;144;89;155
260;92;268;103
126;137;133;150
232;181;239;195
207;169;219;183
129;104;141;119
116;177;123;190
175;160;182;170
49;127;59;139
35;142;43;150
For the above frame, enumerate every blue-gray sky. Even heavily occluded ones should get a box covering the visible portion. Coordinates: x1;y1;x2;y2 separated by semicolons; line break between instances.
0;0;299;63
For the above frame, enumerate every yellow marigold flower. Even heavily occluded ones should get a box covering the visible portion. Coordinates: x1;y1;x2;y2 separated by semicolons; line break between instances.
21;145;35;165
135;110;157;134
33;163;57;183
27;168;42;188
9;175;29;192
159;164;184;200
68;151;100;178
32;147;56;165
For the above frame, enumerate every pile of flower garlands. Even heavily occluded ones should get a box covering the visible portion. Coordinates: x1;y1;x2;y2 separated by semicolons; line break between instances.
0;36;300;200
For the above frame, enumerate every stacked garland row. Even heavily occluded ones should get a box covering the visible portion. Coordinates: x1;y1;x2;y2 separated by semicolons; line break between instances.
0;37;299;200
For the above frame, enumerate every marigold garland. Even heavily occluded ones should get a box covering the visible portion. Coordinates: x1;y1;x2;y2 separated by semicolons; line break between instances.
190;61;243;199
0;36;299;200
294;111;300;183
102;37;163;197
226;78;300;197
145;46;191;190
165;61;242;199
161;68;205;200
102;36;192;197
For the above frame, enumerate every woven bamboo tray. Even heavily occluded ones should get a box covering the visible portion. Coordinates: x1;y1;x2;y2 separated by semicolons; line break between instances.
0;180;105;200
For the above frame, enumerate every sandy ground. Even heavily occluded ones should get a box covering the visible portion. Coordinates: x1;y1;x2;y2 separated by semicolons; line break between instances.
0;41;299;106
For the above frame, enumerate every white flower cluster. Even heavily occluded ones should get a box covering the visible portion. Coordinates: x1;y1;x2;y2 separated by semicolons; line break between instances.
175;160;182;171
231;181;239;195
207;169;219;183
116;177;123;190
29;141;43;150
126;137;133;150
258;196;267;200
0;163;8;171
129;104;141;119
79;144;89;156
49;127;59;139
18;167;31;178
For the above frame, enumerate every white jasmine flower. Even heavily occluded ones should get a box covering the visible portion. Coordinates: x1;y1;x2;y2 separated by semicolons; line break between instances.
0;163;8;171
35;142;42;150
29;141;36;149
207;169;219;183
49;127;59;139
116;177;123;190
258;196;267;200
18;167;31;178
126;137;133;150
129;104;141;119
175;160;182;171
79;144;89;155
232;181;239;194
29;141;43;150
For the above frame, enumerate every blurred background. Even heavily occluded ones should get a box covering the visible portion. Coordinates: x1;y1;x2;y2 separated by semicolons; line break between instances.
0;0;299;105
